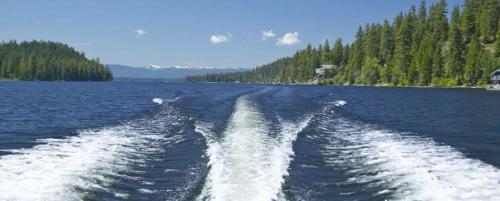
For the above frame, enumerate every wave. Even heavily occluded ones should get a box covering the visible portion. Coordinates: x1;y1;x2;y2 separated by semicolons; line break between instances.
332;100;346;107
317;115;500;200
153;95;183;106
0;105;184;201
153;98;164;105
195;96;311;201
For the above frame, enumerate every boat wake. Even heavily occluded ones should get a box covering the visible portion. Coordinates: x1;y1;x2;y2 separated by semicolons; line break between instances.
0;104;186;201
195;96;311;201
317;109;500;200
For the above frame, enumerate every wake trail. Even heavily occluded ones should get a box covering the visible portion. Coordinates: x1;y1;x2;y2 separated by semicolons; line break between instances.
317;101;500;201
0;103;185;201
195;96;311;201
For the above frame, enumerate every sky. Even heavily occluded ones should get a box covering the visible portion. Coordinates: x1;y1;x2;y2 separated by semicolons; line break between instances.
2;0;463;68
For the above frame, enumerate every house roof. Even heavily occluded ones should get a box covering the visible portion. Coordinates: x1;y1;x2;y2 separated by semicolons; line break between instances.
491;69;500;76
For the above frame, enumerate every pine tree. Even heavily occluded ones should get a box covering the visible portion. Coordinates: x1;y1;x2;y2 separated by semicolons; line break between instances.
364;23;381;59
478;51;496;85
478;0;499;43
346;27;365;84
340;44;350;82
409;41;420;85
321;39;331;64
496;21;500;59
0;41;112;81
418;35;433;85
358;57;380;85
429;0;448;42
445;5;464;85
393;14;412;85
187;0;499;87
461;0;479;44
380;19;394;66
418;0;427;22
431;42;444;85
332;39;344;66
464;36;481;85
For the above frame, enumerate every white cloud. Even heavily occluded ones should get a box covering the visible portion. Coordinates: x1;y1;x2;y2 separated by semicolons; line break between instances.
277;32;300;45
135;29;146;38
210;34;231;44
261;30;276;40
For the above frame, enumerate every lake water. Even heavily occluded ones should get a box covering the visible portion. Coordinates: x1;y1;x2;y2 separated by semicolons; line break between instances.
0;81;499;201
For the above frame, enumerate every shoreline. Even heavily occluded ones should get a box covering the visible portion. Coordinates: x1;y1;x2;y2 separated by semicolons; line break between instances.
0;79;112;82
4;78;497;90
190;80;490;90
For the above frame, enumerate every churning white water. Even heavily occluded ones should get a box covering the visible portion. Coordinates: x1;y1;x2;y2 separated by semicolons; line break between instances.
152;98;164;105
0;108;182;201
318;115;500;201
195;96;311;201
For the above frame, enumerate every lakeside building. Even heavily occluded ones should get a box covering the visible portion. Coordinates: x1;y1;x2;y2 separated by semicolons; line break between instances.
491;69;500;84
488;69;500;90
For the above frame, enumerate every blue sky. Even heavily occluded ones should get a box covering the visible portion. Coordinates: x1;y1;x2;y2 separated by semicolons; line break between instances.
2;0;462;68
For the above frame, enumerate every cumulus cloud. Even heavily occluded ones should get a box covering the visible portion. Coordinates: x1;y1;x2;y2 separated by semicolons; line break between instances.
261;30;276;40
135;29;146;38
210;34;231;44
277;32;300;45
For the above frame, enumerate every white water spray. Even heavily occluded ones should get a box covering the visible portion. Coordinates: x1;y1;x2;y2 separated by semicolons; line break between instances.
319;116;500;201
152;98;164;105
195;97;311;201
0;107;183;201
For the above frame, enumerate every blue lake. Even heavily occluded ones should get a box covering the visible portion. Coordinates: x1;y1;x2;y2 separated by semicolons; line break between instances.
0;81;499;200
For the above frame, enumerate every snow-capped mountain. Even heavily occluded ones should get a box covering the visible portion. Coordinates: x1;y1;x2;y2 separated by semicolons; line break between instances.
106;64;249;80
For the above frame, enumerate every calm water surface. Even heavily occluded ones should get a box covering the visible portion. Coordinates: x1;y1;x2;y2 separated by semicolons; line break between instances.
0;81;499;201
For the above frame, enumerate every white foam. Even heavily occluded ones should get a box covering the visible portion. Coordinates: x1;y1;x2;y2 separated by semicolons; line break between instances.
319;117;500;201
166;96;181;103
137;188;156;194
333;100;346;107
152;98;164;105
141;181;155;185
114;192;129;199
196;97;311;201
0;110;181;201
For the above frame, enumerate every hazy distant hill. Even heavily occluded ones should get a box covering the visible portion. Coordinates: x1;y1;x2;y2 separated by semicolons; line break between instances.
106;64;249;80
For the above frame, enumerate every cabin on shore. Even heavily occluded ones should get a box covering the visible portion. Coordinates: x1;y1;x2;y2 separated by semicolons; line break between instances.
491;69;500;85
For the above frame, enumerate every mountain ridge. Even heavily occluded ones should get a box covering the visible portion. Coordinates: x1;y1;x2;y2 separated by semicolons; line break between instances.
107;64;250;80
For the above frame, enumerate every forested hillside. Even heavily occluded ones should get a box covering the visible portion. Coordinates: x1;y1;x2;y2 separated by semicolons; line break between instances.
0;40;112;81
188;0;500;87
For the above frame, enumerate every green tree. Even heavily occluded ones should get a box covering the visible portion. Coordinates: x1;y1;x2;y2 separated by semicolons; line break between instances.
320;39;331;64
418;35;433;85
357;57;380;85
431;42;444;85
346;27;365;84
332;39;344;66
478;0;499;43
0;40;112;81
418;0;427;22
461;0;479;44
464;36;481;85
187;0;498;88
445;5;464;84
392;14;412;85
379;19;394;66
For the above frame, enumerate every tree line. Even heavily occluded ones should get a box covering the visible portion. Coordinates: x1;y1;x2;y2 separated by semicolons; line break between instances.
0;40;112;81
188;0;500;87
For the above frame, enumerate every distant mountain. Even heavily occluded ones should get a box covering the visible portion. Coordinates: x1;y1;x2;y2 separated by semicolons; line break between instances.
106;64;250;80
